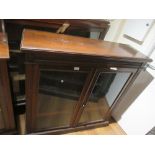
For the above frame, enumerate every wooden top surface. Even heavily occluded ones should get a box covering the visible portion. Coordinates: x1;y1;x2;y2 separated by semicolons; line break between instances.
21;29;151;62
0;33;9;59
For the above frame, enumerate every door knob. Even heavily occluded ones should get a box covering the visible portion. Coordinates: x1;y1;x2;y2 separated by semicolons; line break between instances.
60;80;64;83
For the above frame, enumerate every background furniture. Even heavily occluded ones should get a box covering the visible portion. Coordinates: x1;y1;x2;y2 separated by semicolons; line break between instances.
21;29;151;134
0;32;16;134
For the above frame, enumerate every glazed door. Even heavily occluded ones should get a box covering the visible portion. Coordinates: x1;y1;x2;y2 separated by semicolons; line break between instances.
26;63;90;133
75;67;136;126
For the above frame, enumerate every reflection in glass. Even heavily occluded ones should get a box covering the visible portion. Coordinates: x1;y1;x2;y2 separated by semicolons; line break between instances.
36;70;88;130
79;72;131;124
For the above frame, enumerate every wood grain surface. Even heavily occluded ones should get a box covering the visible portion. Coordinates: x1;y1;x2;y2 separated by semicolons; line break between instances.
0;33;9;59
19;114;126;135
21;29;151;62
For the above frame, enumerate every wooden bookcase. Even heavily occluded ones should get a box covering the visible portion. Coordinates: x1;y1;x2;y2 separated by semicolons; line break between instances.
21;29;151;134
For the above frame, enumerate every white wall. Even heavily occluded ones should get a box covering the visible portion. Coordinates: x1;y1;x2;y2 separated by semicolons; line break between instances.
104;19;155;134
105;19;155;56
117;71;155;134
105;20;126;42
106;73;130;106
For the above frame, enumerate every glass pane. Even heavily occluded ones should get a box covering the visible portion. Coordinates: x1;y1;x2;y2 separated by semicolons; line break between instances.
79;72;131;124
36;70;88;130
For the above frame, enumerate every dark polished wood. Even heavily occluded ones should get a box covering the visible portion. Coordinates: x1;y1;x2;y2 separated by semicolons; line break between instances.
21;29;151;134
25;63;40;133
29;120;110;135
21;29;151;63
0;33;9;58
6;19;109;30
0;33;16;134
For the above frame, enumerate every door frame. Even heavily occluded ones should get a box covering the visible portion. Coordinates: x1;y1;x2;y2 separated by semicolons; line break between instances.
25;61;92;133
72;66;137;127
25;54;143;134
